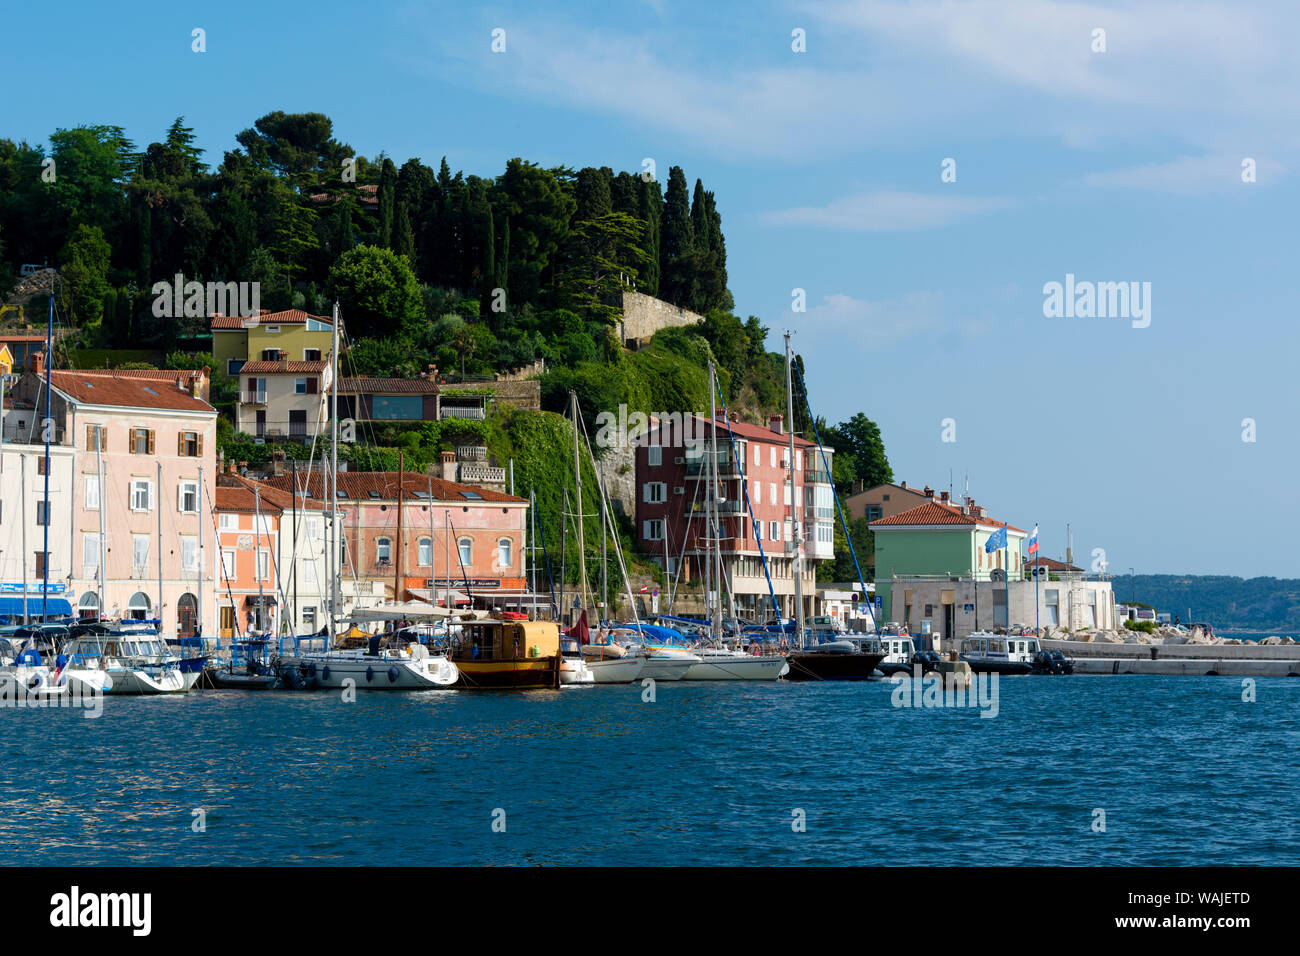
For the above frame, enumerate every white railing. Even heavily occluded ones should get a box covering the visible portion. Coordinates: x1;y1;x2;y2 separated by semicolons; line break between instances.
441;406;485;420
459;463;505;483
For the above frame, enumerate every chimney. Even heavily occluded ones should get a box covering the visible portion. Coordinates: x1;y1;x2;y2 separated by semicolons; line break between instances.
900;481;907;489
440;450;458;482
940;491;950;503
769;414;783;435
31;350;44;375
238;460;248;476
272;448;286;476
923;485;934;499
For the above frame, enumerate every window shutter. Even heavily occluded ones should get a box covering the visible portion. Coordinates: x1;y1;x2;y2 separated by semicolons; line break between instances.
642;520;650;538
148;482;156;511
197;435;204;457
178;484;186;513
86;425;94;450
642;484;651;503
177;433;185;456
306;377;318;394
147;430;155;454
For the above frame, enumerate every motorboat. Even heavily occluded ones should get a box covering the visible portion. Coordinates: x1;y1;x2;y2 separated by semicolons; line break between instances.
296;634;459;690
62;621;189;695
959;631;1037;675
211;638;279;690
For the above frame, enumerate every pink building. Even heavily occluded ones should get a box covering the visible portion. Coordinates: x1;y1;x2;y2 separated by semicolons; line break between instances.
11;364;218;637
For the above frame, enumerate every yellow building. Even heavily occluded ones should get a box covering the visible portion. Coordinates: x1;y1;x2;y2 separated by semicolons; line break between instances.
212;309;340;378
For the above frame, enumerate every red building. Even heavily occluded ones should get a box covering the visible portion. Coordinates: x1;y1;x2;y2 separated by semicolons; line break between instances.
634;413;835;622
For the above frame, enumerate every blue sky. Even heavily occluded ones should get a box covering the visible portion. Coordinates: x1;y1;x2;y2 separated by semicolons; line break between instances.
3;0;1296;577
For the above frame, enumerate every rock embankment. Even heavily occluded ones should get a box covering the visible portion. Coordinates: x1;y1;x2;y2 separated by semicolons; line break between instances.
1037;624;1296;647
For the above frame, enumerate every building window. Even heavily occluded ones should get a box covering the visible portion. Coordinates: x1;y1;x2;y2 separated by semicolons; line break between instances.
37;456;47;476
227;359;245;376
84;475;100;510
643;520;664;542
648;446;662;467
769;521;780;541
457;538;472;567
133;535;150;569
303;560;318;586
418;537;432;566
304;349;321;362
83;533;100;571
644;482;666;504
128;591;151;620
376;538;392;564
498;538;512;568
754;520;763;541
865;505;882;521
130;428;155;454
178;431;202;457
221;549;236;580
33;551;46;574
85;424;106;451
295;378;308;394
257;549;270;581
35;500;50;526
131;479;154;512
302;606;317;629
182;537;198;572
219;513;237;531
178;481;199;514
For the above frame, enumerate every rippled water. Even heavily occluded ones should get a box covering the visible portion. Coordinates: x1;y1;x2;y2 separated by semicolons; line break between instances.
2;676;1296;866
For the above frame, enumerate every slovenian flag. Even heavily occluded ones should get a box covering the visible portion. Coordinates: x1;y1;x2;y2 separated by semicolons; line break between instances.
984;523;1008;553
1027;525;1039;555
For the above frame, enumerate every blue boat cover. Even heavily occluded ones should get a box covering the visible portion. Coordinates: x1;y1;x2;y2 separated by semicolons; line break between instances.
0;596;73;617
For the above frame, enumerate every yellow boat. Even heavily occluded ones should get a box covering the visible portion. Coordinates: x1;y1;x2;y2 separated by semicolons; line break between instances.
451;619;561;689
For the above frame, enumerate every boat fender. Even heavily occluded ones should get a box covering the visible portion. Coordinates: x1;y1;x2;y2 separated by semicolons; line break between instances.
365;666;374;683
307;662;318;677
322;666;330;681
388;666;399;683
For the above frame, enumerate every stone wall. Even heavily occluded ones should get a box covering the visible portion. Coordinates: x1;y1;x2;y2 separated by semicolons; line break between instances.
618;291;704;350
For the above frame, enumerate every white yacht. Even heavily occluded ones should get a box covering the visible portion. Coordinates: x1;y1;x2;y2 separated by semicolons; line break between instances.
62;622;189;694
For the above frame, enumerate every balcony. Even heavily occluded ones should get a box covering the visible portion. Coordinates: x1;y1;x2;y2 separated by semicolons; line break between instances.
244;391;268;405
440;405;485;420
806;468;833;485
459;463;506;484
684;455;742;479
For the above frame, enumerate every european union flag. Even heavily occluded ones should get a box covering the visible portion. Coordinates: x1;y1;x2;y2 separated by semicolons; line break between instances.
984;523;1008;553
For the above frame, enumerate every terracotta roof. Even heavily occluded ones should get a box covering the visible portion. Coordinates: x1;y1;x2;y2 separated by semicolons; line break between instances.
645;414;819;448
211;309;334;330
870;500;1027;534
239;361;328;374
215;474;325;513
1027;555;1082;572
338;377;439;394
47;370;214;413
260;471;525;505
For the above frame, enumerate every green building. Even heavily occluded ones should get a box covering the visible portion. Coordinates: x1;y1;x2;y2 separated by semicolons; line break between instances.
870;499;1027;621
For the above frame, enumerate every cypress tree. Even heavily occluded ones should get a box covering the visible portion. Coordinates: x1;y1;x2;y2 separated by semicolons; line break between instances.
393;201;415;262
638;177;661;297
659;166;694;307
377;158;397;249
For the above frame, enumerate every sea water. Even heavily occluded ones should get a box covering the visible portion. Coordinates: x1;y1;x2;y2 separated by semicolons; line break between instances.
2;676;1296;866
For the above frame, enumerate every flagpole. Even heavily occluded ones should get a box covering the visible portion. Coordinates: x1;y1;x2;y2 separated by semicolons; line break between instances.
1034;526;1040;638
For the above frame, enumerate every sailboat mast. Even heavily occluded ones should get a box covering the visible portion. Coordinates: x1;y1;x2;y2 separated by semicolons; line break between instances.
560;486;568;625
254;482;265;632
156;460;163;632
529;490;537;621
198;465;204;639
41;293;52;621
96;438;106;620
570;392;589;613
20;456;27;624
329;303;339;645
785;332;804;648
709;363;722;642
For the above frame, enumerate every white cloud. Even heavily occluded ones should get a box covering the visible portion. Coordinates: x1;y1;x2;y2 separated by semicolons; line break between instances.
1081;153;1286;193
763;190;1013;231
801;291;951;344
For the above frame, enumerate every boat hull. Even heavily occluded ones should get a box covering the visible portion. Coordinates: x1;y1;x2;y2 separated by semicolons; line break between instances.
454;656;561;689
682;655;789;681
784;651;885;681
587;657;645;683
639;657;696;681
104;667;188;694
961;656;1033;676
301;654;459;689
560;656;595;685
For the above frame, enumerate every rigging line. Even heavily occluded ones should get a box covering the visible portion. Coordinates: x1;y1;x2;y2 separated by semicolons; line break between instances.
575;408;642;636
710;378;782;625
532;491;559;619
668;466;702;613
792;361;881;636
201;481;244;641
445;514;474;606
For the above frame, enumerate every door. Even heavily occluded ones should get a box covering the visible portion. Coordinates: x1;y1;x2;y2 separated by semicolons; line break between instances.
289;409;307;438
256;410;266;437
943;604;955;649
220;605;235;638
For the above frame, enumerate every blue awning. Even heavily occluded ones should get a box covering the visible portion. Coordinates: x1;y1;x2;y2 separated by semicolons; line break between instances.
0;597;73;617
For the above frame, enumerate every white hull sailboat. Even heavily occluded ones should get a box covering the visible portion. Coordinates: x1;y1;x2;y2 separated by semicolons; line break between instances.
587;656;645;683
560;655;595;685
681;648;789;681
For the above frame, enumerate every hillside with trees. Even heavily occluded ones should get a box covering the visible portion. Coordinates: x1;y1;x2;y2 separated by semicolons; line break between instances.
0;111;893;585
